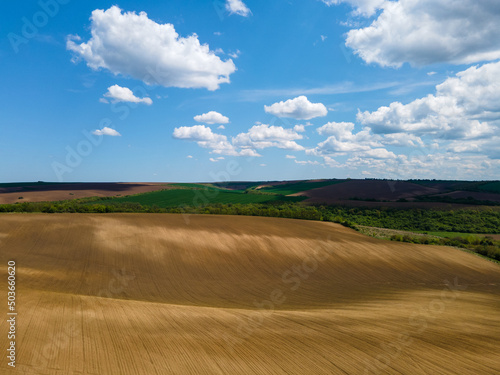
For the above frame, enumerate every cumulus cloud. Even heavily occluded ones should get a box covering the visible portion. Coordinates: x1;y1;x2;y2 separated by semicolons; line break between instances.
67;6;236;90
194;111;229;124
361;148;397;159
345;0;500;67
233;124;305;151
264;96;328;120
381;133;424;147
317;122;355;138
321;0;385;16
357;61;500;141
102;85;152;104
173;125;237;155
295;160;321;165
209;157;225;162
286;155;296;159
293;124;306;132
226;0;251;17
92;127;121;136
173;124;305;156
309;121;396;165
173;125;260;156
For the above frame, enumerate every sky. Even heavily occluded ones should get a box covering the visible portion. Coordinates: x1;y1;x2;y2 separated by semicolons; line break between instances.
1;0;499;183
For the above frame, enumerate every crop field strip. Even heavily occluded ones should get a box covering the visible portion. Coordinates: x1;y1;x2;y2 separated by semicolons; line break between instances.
0;214;499;374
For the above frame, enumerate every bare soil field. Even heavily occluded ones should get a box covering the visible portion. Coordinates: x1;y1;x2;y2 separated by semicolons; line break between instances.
296;180;439;203
0;183;167;204
0;214;499;374
429;190;500;203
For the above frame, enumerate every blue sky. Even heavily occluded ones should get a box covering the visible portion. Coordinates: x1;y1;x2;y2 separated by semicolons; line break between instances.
1;0;499;183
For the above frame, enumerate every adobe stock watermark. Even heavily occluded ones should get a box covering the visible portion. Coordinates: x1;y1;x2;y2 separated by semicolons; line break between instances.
221;236;336;352
8;0;70;54
363;277;468;374
32;321;81;371
213;0;227;21
97;268;136;299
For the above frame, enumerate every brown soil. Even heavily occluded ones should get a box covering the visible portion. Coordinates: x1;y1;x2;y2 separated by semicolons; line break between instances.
0;214;499;374
297;180;439;203
0;182;168;204
429;190;500;202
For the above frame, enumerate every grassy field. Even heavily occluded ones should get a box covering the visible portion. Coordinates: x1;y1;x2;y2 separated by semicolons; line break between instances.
92;188;305;207
257;179;345;195
0;214;499;374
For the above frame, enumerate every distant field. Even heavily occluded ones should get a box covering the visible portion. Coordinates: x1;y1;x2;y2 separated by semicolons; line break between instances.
93;188;305;207
479;181;500;194
1;214;499;374
258;179;345;195
2;179;500;208
0;182;168;204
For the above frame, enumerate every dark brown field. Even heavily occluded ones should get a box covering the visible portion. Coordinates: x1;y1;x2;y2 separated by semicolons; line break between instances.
0;214;499;374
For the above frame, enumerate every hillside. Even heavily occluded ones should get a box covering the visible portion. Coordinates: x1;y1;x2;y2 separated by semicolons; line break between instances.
1;214;499;374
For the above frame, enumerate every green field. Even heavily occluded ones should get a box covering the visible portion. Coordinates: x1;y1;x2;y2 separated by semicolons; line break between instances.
92;188;305;208
258;179;345;195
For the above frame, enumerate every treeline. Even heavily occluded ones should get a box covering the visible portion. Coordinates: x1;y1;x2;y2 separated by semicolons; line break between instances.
414;195;500;206
325;206;500;234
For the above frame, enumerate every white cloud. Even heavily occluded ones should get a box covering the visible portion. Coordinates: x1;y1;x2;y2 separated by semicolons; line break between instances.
310;121;392;162
239;149;261;157
173;125;238;155
233;124;305;151
381;133;424;147
226;0;251;17
295;160;321;165
103;85;152;104
317;122;355;138
209;158;219;162
217;125;226;130
92;127;121;136
194;111;229;124
228;50;241;59
358;61;500;141
67;6;236;91
173;124;306;156
286;155;297;159
360;148;397;159
293;124;306;133
260;164;267;167
345;0;500;67
187;155;193;158
321;0;385;16
264;96;328;120
173;125;260;156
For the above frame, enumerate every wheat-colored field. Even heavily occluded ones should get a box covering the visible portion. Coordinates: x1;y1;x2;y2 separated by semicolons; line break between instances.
0;213;499;374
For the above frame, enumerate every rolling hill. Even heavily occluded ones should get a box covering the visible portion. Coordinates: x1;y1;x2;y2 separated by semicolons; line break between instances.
0;214;499;374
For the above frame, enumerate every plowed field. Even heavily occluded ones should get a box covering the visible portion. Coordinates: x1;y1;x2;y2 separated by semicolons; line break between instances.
0;214;499;374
